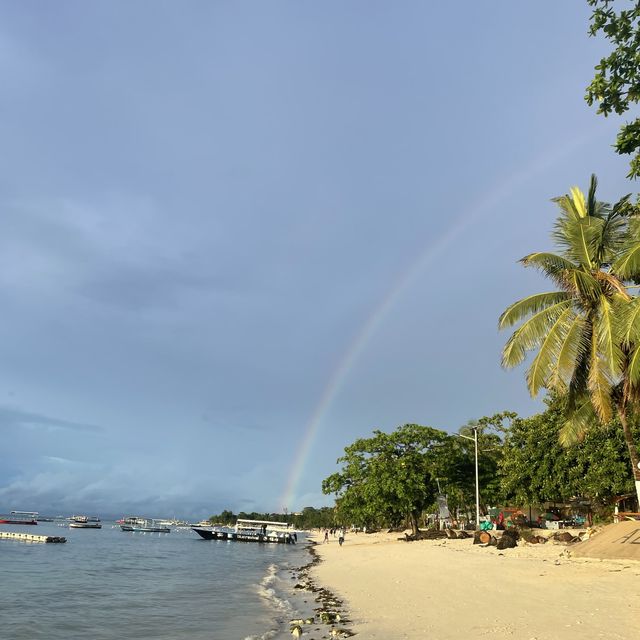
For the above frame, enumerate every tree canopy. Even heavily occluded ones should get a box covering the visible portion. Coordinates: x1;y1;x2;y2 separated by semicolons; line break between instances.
499;176;640;502
322;424;448;535
586;0;640;178
500;395;637;507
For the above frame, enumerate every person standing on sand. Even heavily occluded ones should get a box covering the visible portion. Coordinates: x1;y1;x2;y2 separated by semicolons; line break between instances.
324;529;329;543
338;529;345;546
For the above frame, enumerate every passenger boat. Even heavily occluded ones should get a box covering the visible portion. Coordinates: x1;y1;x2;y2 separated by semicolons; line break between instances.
192;518;298;544
0;511;38;525
120;516;171;533
69;515;102;529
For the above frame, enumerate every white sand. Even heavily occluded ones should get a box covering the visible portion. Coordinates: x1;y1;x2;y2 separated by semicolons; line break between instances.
310;531;640;639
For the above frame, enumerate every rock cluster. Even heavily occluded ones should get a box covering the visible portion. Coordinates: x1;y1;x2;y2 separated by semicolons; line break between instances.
289;543;355;639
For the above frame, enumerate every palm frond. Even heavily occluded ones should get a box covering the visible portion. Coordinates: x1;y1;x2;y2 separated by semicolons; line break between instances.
498;291;571;329
559;397;597;446
519;253;577;289
626;345;640;390
526;307;576;396
567;328;591;409
570;186;587;218
586;174;598;217
520;252;577;271
587;330;614;423
501;300;573;369
556;217;601;268
549;315;586;390
594;208;624;265
613;241;640;281
552;194;582;221
618;296;640;347
593;271;630;300
564;269;601;302
594;295;625;381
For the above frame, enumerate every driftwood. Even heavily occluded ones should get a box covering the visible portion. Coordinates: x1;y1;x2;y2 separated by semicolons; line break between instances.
473;530;497;545
400;530;448;542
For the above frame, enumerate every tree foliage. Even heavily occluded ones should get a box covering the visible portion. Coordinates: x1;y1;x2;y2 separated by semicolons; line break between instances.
432;413;514;517
500;395;637;506
207;506;336;529
499;176;640;499
586;0;640;179
322;424;448;535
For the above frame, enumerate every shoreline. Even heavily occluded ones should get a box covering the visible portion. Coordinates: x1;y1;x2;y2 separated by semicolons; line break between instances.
282;540;355;639
308;530;640;640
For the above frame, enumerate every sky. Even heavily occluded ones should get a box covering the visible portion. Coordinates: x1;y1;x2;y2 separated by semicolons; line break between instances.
0;1;635;519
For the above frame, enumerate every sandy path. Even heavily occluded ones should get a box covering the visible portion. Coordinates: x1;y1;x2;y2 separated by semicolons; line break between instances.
310;531;640;639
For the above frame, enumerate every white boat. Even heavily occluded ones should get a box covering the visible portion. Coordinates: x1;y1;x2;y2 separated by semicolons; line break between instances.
69;515;102;529
0;511;38;525
192;518;299;544
120;516;170;533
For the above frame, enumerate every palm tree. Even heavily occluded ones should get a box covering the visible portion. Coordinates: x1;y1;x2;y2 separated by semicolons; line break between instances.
499;175;640;504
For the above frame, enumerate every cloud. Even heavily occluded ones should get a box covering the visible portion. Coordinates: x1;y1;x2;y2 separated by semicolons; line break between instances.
77;264;227;310
0;406;103;434
0;195;254;313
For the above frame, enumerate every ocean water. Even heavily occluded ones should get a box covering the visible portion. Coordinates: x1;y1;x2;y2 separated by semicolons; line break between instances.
0;522;310;640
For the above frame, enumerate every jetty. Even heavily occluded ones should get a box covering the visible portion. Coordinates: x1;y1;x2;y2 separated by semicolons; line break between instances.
0;531;66;543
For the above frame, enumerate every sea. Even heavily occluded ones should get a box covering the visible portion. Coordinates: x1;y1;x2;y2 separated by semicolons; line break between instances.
0;521;314;640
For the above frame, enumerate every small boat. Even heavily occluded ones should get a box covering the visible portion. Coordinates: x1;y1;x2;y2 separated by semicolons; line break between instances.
69;516;102;529
0;511;38;525
120;516;170;533
192;518;298;544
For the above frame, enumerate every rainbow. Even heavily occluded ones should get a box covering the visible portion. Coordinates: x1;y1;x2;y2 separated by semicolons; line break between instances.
280;130;604;511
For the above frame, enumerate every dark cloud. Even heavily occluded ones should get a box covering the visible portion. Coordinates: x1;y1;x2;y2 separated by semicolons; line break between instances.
77;265;229;310
0;406;103;434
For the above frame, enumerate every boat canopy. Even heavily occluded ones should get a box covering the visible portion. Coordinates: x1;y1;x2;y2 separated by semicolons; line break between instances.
236;519;292;530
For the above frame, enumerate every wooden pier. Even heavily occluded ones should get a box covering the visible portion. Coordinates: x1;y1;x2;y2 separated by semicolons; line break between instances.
0;531;66;543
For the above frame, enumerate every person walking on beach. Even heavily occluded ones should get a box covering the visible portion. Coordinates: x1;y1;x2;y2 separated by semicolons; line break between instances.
338;529;345;546
323;529;329;543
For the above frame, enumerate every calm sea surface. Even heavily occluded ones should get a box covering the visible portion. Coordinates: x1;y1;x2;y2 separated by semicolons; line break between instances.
0;522;310;640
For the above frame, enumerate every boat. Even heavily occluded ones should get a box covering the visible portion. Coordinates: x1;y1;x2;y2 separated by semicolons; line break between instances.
120;516;171;533
192;518;298;544
69;515;102;529
0;511;38;525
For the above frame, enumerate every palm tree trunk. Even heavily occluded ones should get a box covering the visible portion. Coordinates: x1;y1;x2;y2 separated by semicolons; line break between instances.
616;401;640;507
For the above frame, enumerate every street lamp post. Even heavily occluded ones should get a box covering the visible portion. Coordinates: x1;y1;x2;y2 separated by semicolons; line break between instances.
457;427;480;529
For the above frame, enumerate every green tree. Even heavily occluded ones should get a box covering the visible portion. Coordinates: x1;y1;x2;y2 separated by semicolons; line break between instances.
499;176;640;503
586;1;640;179
322;424;447;535
433;413;513;519
500;395;636;506
292;506;335;529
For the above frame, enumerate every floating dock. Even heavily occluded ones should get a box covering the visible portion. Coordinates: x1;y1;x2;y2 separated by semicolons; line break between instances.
0;531;66;543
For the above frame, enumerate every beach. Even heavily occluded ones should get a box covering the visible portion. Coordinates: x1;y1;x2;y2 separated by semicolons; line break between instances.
310;530;640;640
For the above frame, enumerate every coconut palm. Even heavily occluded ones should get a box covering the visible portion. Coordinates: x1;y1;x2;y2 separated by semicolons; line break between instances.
499;175;640;504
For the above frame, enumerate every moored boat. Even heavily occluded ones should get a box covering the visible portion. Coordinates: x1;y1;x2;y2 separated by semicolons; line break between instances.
69;515;102;529
120;516;171;533
0;511;38;525
192;518;298;544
